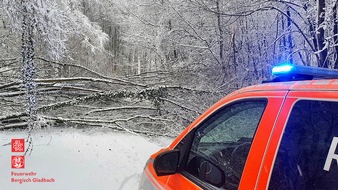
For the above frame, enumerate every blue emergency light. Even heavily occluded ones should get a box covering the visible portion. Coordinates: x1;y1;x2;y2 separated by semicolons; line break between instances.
271;64;338;82
272;64;293;74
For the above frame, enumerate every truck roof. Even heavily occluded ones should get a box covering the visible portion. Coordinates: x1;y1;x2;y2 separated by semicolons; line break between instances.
237;79;338;93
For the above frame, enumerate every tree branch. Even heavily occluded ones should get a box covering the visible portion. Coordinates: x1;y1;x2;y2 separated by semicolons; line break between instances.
37;57;147;87
86;106;157;115
159;97;202;115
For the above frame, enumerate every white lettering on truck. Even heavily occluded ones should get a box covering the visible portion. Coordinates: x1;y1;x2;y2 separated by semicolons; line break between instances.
324;137;338;172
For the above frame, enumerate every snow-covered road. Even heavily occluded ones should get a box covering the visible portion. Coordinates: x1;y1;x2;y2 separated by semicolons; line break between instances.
0;128;172;190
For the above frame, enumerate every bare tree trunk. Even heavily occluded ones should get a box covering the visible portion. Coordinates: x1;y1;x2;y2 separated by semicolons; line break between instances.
333;1;338;69
281;12;286;61
21;1;37;127
274;14;279;63
216;0;226;81
21;0;37;154
287;7;293;63
231;28;237;74
317;0;329;67
304;2;318;55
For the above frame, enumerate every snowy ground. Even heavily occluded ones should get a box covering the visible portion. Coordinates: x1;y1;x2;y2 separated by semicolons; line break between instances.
0;128;172;190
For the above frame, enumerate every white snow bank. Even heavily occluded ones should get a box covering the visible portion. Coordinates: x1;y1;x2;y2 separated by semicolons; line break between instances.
0;128;172;190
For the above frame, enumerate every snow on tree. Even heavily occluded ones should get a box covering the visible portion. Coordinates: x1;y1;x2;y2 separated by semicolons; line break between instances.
0;0;109;153
20;0;36;154
2;0;338;139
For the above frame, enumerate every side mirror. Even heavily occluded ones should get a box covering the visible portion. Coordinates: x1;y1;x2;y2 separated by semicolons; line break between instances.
153;150;180;176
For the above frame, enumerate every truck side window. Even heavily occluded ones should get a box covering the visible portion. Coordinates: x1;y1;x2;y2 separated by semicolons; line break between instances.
269;100;338;190
184;100;267;189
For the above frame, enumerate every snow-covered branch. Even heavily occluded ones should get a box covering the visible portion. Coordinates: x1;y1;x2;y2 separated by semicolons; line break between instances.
86;106;157;115
36;57;147;87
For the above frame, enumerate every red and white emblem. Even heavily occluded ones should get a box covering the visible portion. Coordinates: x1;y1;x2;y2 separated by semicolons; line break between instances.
11;139;25;152
12;156;25;169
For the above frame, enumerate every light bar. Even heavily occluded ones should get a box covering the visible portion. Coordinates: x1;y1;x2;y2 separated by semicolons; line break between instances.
272;64;338;81
272;65;293;74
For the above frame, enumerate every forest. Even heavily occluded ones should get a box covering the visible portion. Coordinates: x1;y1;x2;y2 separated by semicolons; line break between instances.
0;0;337;137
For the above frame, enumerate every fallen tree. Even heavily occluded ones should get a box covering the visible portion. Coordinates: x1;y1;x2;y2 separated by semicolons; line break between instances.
0;59;224;136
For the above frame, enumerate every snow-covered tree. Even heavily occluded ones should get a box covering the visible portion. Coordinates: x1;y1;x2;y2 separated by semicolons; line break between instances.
0;0;109;149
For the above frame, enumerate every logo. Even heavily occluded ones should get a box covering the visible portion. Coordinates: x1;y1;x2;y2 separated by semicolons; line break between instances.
12;156;25;169
12;139;25;152
324;137;338;171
